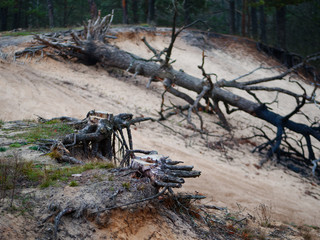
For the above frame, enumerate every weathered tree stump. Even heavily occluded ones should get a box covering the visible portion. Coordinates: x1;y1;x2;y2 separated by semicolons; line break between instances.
131;153;201;188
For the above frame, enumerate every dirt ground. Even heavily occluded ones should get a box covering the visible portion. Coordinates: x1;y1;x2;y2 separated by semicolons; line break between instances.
0;28;320;239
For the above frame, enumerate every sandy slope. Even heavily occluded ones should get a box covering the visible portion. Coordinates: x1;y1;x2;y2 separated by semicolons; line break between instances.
0;29;320;227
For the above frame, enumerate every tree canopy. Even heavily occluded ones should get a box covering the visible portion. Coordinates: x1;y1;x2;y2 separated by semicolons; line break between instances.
0;0;319;61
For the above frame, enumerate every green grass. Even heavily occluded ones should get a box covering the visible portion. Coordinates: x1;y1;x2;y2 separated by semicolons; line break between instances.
17;122;75;143
69;180;79;187
1;152;114;191
1;26;83;37
122;182;131;190
28;146;39;151
23;161;115;188
108;174;114;181
9;142;27;148
0;120;4;128
38;162;114;188
2;31;34;37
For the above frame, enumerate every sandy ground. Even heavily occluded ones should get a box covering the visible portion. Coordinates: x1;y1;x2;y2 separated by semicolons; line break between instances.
0;29;320;227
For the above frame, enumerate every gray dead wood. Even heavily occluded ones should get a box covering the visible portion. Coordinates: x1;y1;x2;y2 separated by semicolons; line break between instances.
29;12;320;174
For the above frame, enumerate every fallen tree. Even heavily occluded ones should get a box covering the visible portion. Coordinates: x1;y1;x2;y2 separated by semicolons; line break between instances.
18;6;320;176
38;110;201;189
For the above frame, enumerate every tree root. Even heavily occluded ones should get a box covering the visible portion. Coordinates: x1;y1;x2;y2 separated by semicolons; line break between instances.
54;207;75;240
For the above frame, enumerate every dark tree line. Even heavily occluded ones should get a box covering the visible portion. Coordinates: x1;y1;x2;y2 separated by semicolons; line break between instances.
0;0;319;58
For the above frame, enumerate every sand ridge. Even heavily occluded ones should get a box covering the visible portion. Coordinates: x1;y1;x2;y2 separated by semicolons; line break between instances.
0;29;319;227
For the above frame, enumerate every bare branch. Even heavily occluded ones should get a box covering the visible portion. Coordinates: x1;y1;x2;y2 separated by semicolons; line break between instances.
243;53;320;86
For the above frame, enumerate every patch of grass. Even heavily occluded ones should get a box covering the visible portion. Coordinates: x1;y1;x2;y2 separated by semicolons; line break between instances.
137;184;145;191
44;119;61;124
0;147;7;152
47;150;62;159
255;203;273;227
21;161;44;182
32;161;114;188
303;224;320;230
9;194;34;215
2;156;115;190
28;146;39;151
93;174;103;181
108;174;114;181
69;180;79;187
0;120;4;128
122;182;131;190
17;122;75;143
2;31;34;37
83;162;115;171
40;179;55;189
140;23;150;27
2;27;83;37
0;154;23;207
9;142;27;148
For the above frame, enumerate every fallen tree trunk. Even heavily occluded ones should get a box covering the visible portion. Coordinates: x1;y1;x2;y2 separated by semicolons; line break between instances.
30;11;320;174
44;37;320;159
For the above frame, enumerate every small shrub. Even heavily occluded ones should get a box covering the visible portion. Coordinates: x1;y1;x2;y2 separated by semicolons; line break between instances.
47;150;62;159
255;203;273;227
69;180;79;187
122;182;130;190
21;162;43;182
108;175;114;181
98;162;114;169
93;174;103;181
0;153;23;207
9;143;22;148
40;179;55;189
0;147;7;152
28;146;39;151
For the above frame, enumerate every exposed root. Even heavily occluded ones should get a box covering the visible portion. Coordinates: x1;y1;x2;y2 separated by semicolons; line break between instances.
54;207;75;240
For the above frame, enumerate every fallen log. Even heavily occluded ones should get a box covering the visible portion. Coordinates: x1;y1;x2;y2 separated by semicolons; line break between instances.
28;10;320;175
